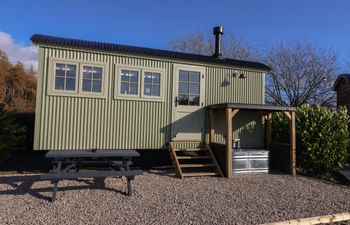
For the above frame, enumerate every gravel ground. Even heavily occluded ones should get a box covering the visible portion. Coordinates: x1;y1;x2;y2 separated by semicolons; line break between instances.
0;170;349;225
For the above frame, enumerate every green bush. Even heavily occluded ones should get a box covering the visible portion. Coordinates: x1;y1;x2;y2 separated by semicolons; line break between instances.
0;104;17;160
272;105;350;175
272;112;289;143
297;105;349;174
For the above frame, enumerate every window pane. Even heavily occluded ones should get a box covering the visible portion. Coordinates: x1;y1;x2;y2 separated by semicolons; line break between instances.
189;83;200;94
66;65;76;78
130;71;139;83
178;94;188;105
82;79;92;92
189;95;200;106
152;85;160;96
129;83;138;95
55;64;65;77
66;78;76;91
55;77;65;90
144;84;152;95
93;67;102;80
189;71;200;82
144;72;152;84
92;80;102;92
179;70;188;82
179;82;188;94
153;73;160;84
121;70;129;82
83;66;92;79
121;82;129;94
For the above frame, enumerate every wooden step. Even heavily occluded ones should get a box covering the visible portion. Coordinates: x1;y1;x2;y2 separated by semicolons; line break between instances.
182;172;219;177
171;139;202;143
180;163;215;168
177;155;210;160
175;148;207;152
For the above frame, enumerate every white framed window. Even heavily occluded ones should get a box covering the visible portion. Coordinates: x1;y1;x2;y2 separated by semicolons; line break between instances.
143;72;161;97
48;57;108;98
115;65;164;101
82;66;103;93
54;63;77;91
79;62;107;97
178;70;201;106
120;69;140;95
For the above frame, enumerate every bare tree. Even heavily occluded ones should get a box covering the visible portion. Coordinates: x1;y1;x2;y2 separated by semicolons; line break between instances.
257;41;339;107
169;30;252;60
170;30;339;107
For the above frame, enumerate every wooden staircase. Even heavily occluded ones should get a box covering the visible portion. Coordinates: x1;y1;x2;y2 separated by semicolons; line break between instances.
168;140;224;178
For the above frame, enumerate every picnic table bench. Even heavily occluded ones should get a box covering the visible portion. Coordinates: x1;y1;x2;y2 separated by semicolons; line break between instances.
41;149;143;203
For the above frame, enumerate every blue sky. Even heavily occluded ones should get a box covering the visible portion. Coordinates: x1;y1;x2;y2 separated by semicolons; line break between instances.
0;0;349;70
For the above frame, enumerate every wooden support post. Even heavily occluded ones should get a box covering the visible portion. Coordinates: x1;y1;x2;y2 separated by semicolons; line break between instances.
231;109;240;118
209;109;216;144
226;108;233;178
290;111;296;176
283;111;291;120
265;113;272;150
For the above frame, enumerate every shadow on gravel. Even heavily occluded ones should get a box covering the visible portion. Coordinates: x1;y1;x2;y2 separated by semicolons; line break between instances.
0;175;129;202
146;169;177;178
0;151;50;174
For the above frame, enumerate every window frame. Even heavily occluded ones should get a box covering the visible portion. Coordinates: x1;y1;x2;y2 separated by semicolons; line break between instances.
114;65;165;102
178;70;201;106
79;62;108;98
140;69;164;100
115;66;142;100
48;57;108;98
48;59;79;96
172;63;206;109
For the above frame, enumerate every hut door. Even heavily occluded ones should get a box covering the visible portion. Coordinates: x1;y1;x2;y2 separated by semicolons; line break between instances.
172;64;205;140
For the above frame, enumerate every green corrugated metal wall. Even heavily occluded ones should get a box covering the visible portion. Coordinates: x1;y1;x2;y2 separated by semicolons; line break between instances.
205;67;265;148
34;46;265;150
211;110;264;148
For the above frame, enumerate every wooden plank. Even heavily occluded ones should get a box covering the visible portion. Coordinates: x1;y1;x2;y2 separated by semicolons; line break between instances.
206;143;224;177
169;142;183;178
290;111;296;176
260;212;350;225
231;108;240;118
209;109;216;143
182;172;218;177
171;139;202;143
177;155;210;159
265;113;272;150
283;111;291;121
174;148;207;152
180;164;215;168
226;108;233;178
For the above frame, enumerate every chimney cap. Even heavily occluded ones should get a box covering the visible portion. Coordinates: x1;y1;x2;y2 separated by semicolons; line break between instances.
213;26;224;35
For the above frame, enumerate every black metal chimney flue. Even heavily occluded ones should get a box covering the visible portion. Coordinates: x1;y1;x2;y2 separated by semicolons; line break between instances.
213;26;224;59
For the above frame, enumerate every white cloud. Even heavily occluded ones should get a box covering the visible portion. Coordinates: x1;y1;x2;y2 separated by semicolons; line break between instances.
0;31;38;71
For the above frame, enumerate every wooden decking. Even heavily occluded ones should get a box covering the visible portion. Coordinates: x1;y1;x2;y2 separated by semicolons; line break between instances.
168;140;224;178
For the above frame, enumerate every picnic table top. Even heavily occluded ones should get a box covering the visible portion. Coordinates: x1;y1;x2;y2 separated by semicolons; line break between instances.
45;149;140;158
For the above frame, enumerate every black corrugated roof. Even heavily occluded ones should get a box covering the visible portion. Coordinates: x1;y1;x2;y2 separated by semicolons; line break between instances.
31;34;270;71
334;74;350;91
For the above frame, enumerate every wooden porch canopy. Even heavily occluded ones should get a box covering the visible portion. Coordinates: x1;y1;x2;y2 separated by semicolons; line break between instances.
207;103;297;178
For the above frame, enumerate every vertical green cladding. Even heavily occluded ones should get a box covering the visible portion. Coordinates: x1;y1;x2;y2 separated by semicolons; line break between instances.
34;46;266;150
34;47;173;150
205;67;264;105
205;67;265;148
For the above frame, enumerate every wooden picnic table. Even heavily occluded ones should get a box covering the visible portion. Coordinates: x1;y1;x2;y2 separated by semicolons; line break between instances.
41;149;143;203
